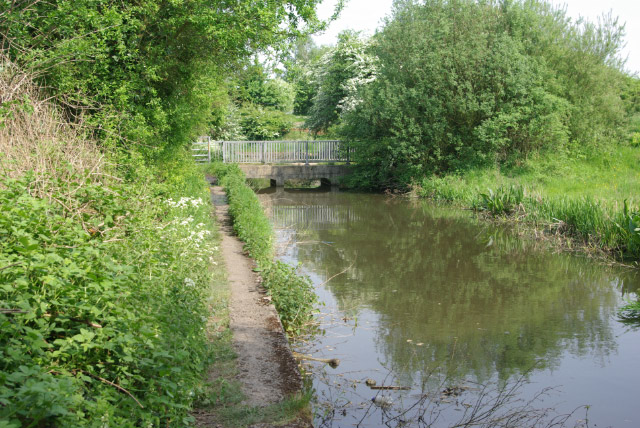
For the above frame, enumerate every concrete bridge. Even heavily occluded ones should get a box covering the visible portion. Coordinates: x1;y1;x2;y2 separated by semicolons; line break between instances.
193;139;353;187
239;164;351;187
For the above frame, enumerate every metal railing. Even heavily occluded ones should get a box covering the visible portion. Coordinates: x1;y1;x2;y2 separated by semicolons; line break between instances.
192;139;351;164
268;205;360;230
191;136;215;163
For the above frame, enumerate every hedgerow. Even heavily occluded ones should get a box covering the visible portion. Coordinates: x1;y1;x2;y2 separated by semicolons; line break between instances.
208;163;317;335
0;160;219;427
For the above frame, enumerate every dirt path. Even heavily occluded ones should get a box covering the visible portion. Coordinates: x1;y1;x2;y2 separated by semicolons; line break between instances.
208;186;302;406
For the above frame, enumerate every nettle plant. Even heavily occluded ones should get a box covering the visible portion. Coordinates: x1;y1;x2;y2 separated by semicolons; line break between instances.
0;171;218;426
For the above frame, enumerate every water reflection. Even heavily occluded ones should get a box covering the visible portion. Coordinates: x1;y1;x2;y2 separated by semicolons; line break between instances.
259;190;640;427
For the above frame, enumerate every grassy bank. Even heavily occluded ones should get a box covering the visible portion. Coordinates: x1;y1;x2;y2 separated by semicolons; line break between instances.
205;163;317;336
415;145;640;263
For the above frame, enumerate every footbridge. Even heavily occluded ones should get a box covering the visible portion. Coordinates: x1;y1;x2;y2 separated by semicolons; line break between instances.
193;138;353;187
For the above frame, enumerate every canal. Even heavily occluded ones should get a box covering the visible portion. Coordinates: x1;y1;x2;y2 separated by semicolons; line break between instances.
258;188;640;428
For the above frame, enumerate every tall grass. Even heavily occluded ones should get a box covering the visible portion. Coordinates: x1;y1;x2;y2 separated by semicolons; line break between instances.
416;151;640;262
0;59;104;192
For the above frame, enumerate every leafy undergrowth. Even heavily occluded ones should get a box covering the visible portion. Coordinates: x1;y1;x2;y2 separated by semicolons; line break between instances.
416;145;640;263
0;159;220;427
205;162;317;336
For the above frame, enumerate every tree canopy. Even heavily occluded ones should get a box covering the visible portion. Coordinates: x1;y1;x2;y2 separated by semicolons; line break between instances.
304;0;631;188
0;0;330;154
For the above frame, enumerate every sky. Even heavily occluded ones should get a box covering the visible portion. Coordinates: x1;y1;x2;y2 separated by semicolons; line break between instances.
312;0;640;75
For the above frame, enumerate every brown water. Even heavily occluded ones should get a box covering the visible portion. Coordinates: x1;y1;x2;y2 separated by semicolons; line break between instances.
258;189;640;428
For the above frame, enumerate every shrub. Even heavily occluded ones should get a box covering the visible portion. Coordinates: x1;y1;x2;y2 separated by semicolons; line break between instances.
0;161;218;426
339;0;627;188
478;185;525;215
616;200;640;256
261;261;317;335
239;104;294;141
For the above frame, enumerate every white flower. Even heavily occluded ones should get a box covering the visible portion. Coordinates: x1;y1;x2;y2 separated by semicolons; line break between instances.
180;216;195;226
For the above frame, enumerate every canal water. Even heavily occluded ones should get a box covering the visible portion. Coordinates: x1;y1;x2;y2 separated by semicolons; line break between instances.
258;189;640;428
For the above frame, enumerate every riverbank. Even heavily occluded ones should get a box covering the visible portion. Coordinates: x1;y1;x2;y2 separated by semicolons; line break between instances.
413;145;640;265
1;155;223;425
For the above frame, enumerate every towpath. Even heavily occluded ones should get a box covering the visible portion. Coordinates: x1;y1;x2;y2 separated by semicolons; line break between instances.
208;185;302;404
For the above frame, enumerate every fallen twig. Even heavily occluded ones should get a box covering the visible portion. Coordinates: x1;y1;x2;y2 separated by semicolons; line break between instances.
0;308;27;314
81;371;144;408
370;385;411;391
0;262;22;271
317;253;357;287
292;351;340;368
43;312;102;328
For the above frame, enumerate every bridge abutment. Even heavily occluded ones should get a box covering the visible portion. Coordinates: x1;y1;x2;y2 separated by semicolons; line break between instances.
241;165;351;188
270;178;284;187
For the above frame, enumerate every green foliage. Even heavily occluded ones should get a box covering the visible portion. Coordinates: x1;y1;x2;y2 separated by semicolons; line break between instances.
621;76;640;116
208;163;317;333
0;161;218;426
222;62;302;141
618;299;640;322
211;102;246;141
478;185;525;215
616;200;640;255
282;37;330;116
215;163;274;260
1;0;326;154
237;64;295;113
262;79;295;113
306;31;377;134
239;104;294;141
293;73;319;116
416;175;474;203
339;0;628;188
261;262;317;335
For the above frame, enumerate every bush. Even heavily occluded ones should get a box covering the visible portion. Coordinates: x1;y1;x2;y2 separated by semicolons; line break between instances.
239;104;294;140
339;0;628;188
616;200;640;256
478;185;525;215
0;161;218;426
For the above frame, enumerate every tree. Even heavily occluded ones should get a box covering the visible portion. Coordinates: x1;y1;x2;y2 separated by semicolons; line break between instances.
340;0;628;188
0;0;329;154
281;36;330;115
305;31;376;134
